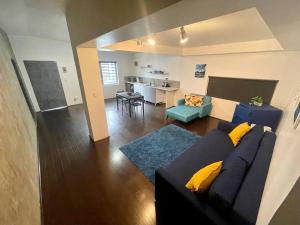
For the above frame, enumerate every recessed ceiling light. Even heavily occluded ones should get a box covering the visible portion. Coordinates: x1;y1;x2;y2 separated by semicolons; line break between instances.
147;38;156;46
180;26;188;44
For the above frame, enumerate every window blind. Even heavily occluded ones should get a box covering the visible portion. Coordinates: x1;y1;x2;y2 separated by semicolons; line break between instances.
100;61;119;85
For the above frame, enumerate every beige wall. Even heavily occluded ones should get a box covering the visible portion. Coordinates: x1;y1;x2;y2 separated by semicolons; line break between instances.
0;29;40;225
77;47;109;141
65;0;181;47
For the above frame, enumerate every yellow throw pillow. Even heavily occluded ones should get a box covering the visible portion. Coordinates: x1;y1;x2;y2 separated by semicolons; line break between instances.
186;161;222;193
228;122;251;146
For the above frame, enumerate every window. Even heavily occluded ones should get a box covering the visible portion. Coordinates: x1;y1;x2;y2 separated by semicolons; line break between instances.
99;61;119;86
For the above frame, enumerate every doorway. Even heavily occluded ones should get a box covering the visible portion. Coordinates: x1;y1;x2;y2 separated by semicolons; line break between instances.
24;60;67;111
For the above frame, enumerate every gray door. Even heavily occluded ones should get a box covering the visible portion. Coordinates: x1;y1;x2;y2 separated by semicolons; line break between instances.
24;60;67;111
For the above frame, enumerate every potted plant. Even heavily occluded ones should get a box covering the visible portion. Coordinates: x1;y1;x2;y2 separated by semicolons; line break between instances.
251;96;264;106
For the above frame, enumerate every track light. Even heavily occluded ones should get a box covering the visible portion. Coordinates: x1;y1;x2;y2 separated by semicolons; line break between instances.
180;26;188;43
137;39;143;47
147;38;156;46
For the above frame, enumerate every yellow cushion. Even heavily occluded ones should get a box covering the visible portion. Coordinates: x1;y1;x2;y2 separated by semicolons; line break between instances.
185;161;222;193
185;95;203;107
228;122;251;146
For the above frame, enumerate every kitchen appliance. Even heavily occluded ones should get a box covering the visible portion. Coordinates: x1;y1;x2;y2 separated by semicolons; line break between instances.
162;78;170;87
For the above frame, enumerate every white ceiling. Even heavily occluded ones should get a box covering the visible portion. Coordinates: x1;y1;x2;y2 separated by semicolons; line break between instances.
0;0;69;41
138;8;275;48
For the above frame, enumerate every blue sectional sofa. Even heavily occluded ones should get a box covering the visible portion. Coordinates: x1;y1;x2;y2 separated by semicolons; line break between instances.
155;122;276;225
166;95;212;123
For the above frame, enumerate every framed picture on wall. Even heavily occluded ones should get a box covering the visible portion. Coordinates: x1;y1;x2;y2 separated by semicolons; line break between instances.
294;100;300;130
195;64;206;78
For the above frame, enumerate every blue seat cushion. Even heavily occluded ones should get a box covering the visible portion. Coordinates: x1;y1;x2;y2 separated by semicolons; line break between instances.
161;129;234;183
235;125;264;166
166;105;200;122
208;152;248;210
155;129;234;224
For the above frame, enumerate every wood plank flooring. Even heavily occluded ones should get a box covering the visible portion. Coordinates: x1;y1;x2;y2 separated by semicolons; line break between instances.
38;99;220;225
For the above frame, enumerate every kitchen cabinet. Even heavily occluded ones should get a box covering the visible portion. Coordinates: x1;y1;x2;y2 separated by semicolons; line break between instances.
156;89;166;104
133;83;166;104
144;86;156;103
133;84;143;95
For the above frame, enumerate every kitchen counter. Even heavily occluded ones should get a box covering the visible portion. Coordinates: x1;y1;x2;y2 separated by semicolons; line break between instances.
126;81;178;108
126;81;179;92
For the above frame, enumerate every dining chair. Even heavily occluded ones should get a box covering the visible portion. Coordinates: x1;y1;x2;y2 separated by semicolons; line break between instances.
117;90;129;115
131;97;145;119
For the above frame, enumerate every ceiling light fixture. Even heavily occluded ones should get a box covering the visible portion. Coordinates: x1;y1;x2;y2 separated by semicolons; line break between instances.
147;38;156;46
180;26;188;43
137;39;143;47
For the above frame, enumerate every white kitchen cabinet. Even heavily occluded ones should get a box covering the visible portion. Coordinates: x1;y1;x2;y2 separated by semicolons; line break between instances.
133;83;168;105
144;86;156;103
133;84;143;95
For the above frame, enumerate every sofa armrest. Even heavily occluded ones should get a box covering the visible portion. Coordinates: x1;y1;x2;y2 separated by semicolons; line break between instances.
217;121;236;133
199;103;212;117
177;98;185;106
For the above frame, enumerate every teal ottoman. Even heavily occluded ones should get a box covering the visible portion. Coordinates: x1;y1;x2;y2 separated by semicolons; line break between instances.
166;106;200;123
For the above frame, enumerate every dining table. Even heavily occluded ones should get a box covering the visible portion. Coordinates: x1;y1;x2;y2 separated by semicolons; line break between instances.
116;92;145;117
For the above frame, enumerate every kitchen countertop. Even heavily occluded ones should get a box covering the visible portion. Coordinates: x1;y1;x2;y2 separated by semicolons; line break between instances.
126;81;179;92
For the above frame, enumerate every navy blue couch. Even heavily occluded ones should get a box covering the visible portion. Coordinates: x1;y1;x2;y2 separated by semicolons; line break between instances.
155;122;276;225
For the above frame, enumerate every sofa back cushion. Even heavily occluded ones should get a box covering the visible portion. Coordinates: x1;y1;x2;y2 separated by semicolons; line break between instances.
208;125;265;212
190;93;211;104
235;125;264;166
160;129;234;187
231;132;276;225
208;151;248;210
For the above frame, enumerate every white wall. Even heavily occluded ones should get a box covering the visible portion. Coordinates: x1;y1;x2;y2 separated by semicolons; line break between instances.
98;51;134;99
180;51;300;120
134;51;300;121
133;52;182;81
9;35;83;111
257;91;300;225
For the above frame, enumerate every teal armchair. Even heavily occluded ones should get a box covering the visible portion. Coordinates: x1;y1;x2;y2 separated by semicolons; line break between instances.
166;95;212;123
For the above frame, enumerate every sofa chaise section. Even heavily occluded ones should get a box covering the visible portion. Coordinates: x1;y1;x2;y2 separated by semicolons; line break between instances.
166;95;212;123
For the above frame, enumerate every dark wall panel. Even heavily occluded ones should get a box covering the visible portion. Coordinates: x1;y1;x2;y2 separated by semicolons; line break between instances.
207;76;278;104
24;61;67;111
11;59;36;118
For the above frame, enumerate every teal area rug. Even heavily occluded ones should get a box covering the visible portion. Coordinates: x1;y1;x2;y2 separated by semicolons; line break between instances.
119;124;201;183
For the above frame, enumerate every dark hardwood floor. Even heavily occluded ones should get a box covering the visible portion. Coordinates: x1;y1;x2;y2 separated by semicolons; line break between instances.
38;99;220;225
